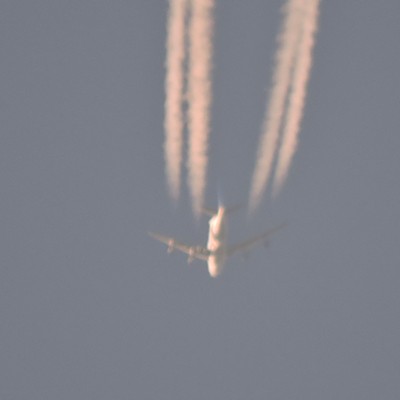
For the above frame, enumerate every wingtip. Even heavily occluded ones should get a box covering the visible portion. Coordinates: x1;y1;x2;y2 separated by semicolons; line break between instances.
147;231;157;239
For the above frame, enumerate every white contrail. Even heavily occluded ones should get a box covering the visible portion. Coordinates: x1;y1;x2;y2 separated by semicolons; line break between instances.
187;0;215;216
164;0;188;202
248;0;304;214
273;0;320;196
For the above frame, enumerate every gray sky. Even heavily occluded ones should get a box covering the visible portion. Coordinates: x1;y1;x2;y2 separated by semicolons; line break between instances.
1;1;399;399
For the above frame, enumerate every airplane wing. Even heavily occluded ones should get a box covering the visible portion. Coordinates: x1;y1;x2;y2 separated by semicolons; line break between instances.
148;232;210;261
227;223;287;257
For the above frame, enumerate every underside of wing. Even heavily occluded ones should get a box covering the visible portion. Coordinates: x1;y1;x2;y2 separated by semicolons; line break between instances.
148;232;210;261
227;223;287;257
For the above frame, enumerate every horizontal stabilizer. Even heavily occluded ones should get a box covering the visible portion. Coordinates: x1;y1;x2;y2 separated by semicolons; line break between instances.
200;207;216;216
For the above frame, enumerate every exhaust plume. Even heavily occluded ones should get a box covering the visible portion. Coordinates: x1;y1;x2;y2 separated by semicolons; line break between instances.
187;0;215;217
273;0;320;196
164;0;188;202
248;0;304;214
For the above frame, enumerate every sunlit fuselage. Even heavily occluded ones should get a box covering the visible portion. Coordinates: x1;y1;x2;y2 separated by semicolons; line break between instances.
207;207;228;277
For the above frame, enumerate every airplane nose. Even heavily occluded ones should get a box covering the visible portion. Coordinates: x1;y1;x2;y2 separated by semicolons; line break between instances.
208;259;222;278
209;270;220;278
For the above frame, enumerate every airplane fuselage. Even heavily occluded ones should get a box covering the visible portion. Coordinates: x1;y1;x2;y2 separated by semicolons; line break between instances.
207;207;228;277
149;204;284;278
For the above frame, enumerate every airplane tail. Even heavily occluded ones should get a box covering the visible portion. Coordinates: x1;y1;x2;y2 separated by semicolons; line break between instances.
217;185;224;207
200;202;243;217
200;206;216;217
199;186;242;216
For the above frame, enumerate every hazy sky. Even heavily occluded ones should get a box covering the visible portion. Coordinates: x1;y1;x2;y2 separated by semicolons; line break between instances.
1;1;399;399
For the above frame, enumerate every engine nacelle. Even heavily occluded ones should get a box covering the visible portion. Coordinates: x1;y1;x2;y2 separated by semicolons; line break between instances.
187;248;195;264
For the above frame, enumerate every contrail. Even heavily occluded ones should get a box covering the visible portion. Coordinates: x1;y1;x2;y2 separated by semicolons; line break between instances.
248;0;304;214
187;0;215;216
164;0;188;202
273;0;320;196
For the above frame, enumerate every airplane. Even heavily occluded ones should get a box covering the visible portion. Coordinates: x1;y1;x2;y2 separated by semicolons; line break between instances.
148;205;285;278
